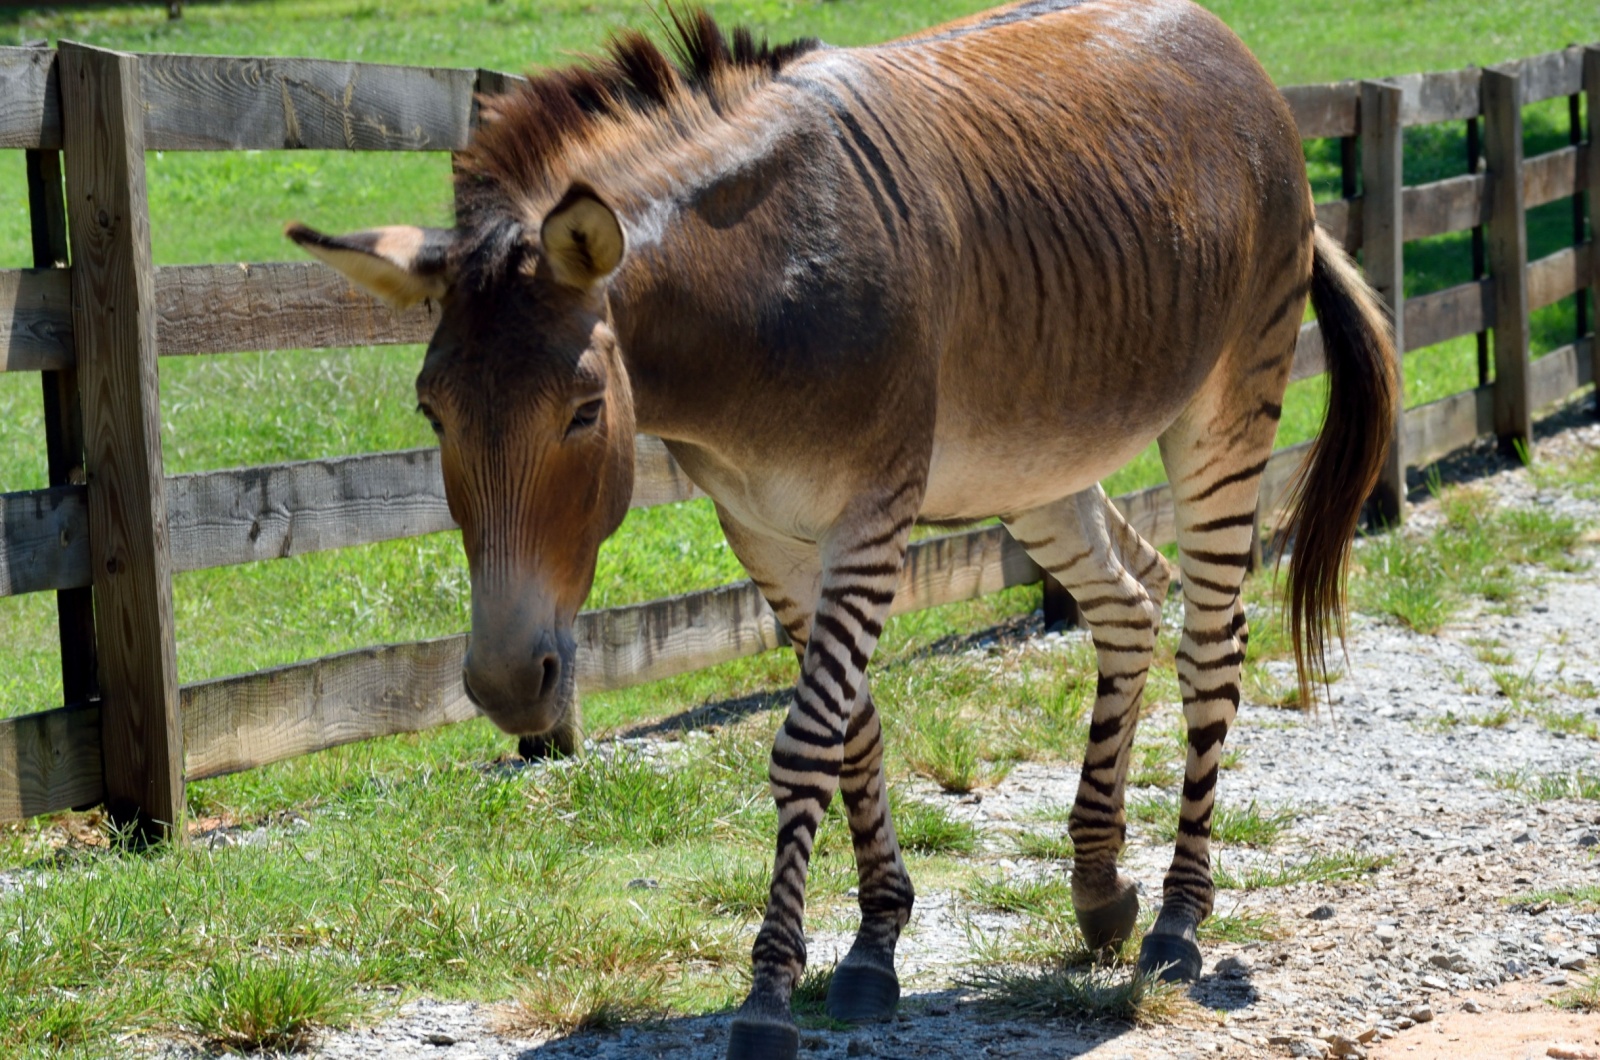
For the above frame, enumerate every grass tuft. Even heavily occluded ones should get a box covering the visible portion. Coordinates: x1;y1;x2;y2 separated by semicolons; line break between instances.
502;970;668;1036
181;957;363;1054
1128;797;1296;846
1551;975;1600;1014
963;874;1073;918
1214;850;1389;890
893;798;981;855
1014;830;1075;861
962;962;1182;1024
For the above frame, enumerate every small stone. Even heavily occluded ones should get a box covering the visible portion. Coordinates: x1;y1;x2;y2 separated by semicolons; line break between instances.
1558;952;1589;971
1576;834;1598;848
1308;904;1336;921
927;1005;951;1016
1461;1000;1482;1013
1420;976;1448;991
626;877;660;890
1289;1039;1329;1058
423;1033;456;1046
1409;1005;1434;1024
1357;1028;1379;1043
1543;972;1570;987
847;1039;875;1057
1547;1048;1600;1060
1428;953;1454;970
1327;1034;1365;1057
1374;924;1398;943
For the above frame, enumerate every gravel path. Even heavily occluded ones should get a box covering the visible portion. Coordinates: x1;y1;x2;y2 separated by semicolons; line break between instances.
156;420;1600;1060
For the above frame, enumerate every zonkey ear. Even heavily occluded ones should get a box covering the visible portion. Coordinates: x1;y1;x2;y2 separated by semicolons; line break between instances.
285;223;453;309
539;183;625;290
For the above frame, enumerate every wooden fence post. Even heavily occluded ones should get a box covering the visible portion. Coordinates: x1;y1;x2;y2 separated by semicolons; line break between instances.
1360;80;1406;524
1587;47;1599;398
1483;68;1533;459
58;42;184;842
25;49;98;715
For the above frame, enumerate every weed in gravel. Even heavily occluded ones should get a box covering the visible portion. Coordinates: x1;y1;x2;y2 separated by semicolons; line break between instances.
1511;886;1600;909
1352;486;1588;631
1530;707;1600;740
964;874;1074;918
501;969;669;1036
1127;797;1295;847
790;964;836;1017
1199;911;1285;943
1490;770;1600;800
1214;850;1389;890
962;963;1182;1024
1551;975;1600;1013
181;957;365;1053
1014;831;1075;861
893;798;981;855
1467;636;1516;667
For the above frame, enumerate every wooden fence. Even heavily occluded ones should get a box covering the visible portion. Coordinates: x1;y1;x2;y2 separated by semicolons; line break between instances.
0;40;1595;835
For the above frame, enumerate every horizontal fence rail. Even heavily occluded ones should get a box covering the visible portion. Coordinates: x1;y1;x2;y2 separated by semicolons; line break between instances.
1;39;1598;825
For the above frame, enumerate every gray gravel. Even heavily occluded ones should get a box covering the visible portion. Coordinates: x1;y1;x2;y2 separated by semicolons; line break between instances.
139;418;1600;1059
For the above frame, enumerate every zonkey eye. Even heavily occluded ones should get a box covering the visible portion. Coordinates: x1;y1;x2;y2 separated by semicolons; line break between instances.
416;404;444;434
568;399;603;433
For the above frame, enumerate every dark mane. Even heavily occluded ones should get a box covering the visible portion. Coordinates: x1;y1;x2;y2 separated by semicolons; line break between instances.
454;6;820;243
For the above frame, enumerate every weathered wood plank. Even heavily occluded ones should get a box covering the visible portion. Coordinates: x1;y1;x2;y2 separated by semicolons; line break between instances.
0;701;102;822
1527;337;1594;412
137;52;475;151
1589;51;1600;365
1404;278;1494;352
0;486;90;597
60;42;185;839
0;437;703;595
1392;67;1482;126
1362;80;1407;523
0;269;74;372
1527;243;1592;312
0;46;61;149
1507;46;1586;106
29;139;98;708
181;636;476;782
1315;198;1361;253
1282;82;1358;139
1113;481;1177;548
155;261;435;355
1403;172;1486;242
890;525;1037;616
1403;384;1495;469
1290;321;1324;383
1484;68;1533;457
1523;143;1586;210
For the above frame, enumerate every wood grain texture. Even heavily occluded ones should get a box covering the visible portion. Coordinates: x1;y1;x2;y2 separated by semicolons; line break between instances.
0;268;74;371
1527;242;1592;312
1403;172;1486;242
0;701;102;822
1527;337;1594;412
1315;197;1361;253
181;636;476;781
1483;68;1534;455
0;486;90;596
1522;144;1586;211
1391;67;1483;126
1589;51;1600;354
29;141;98;707
1361;80;1407;523
1404;384;1495;469
60;42;184;837
1507;45;1587;106
155;261;436;355
1404;278;1494;352
1282;82;1359;139
137;52;474;151
0;46;61;149
1290;320;1325;382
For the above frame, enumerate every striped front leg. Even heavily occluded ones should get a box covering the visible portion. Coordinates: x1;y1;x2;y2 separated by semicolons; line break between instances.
728;507;913;1060
1005;488;1172;953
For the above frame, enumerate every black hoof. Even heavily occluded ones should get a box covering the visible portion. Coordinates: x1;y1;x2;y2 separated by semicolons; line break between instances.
518;732;575;760
1075;879;1140;951
1137;932;1202;983
726;1017;799;1060
826;962;900;1023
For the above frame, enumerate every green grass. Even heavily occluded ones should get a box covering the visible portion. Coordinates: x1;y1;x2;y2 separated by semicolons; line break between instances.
1127;797;1298;847
1489;770;1600;801
961;963;1182;1025
1214;850;1391;890
1352;485;1587;633
180;956;367;1053
1510;886;1600;910
1551;976;1600;1014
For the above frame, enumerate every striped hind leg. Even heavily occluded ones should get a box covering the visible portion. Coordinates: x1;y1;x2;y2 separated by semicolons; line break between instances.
718;502;915;1056
1138;404;1275;981
1005;487;1173;951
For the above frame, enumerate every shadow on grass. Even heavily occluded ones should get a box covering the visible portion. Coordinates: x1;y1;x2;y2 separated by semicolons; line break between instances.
1404;388;1598;504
